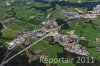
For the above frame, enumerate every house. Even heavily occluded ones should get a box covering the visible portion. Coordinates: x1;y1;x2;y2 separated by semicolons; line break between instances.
96;38;100;43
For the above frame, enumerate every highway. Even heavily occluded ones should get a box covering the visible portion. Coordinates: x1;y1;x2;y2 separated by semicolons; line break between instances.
0;25;63;66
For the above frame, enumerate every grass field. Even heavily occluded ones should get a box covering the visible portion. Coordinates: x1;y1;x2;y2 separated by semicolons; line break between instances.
2;29;19;39
3;18;41;32
67;17;100;47
88;48;100;61
30;36;76;66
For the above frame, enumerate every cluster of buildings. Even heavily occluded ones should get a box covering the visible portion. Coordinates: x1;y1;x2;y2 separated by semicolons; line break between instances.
53;34;89;56
88;5;100;14
7;18;89;56
31;29;47;40
61;10;80;19
7;19;59;50
8;31;36;49
96;47;100;51
61;9;99;19
42;19;59;31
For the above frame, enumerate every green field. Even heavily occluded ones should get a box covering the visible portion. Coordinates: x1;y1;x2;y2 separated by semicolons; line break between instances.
2;29;19;39
30;36;76;66
88;48;100;61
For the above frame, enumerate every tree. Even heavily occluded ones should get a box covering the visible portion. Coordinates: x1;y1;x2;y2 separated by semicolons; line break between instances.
78;40;89;47
0;23;3;30
0;31;2;38
56;4;61;11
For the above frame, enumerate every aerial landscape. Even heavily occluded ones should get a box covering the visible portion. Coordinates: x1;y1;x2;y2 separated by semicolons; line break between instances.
0;0;100;66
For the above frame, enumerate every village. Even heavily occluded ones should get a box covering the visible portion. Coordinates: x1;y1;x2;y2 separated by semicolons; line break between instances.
7;18;90;56
6;4;100;56
0;0;100;66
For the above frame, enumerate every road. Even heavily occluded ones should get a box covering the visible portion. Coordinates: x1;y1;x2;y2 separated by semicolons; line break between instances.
0;25;63;66
0;33;49;66
1;17;21;33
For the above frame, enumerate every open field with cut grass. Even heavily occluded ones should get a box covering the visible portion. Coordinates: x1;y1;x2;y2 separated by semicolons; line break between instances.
30;36;76;66
3;18;41;32
68;17;100;47
2;29;19;39
88;48;100;61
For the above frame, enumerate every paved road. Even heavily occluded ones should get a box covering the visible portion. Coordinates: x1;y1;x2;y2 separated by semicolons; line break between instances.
0;33;49;66
0;25;63;66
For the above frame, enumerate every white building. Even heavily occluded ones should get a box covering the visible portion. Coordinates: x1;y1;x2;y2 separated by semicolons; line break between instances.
6;1;11;6
88;5;100;14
